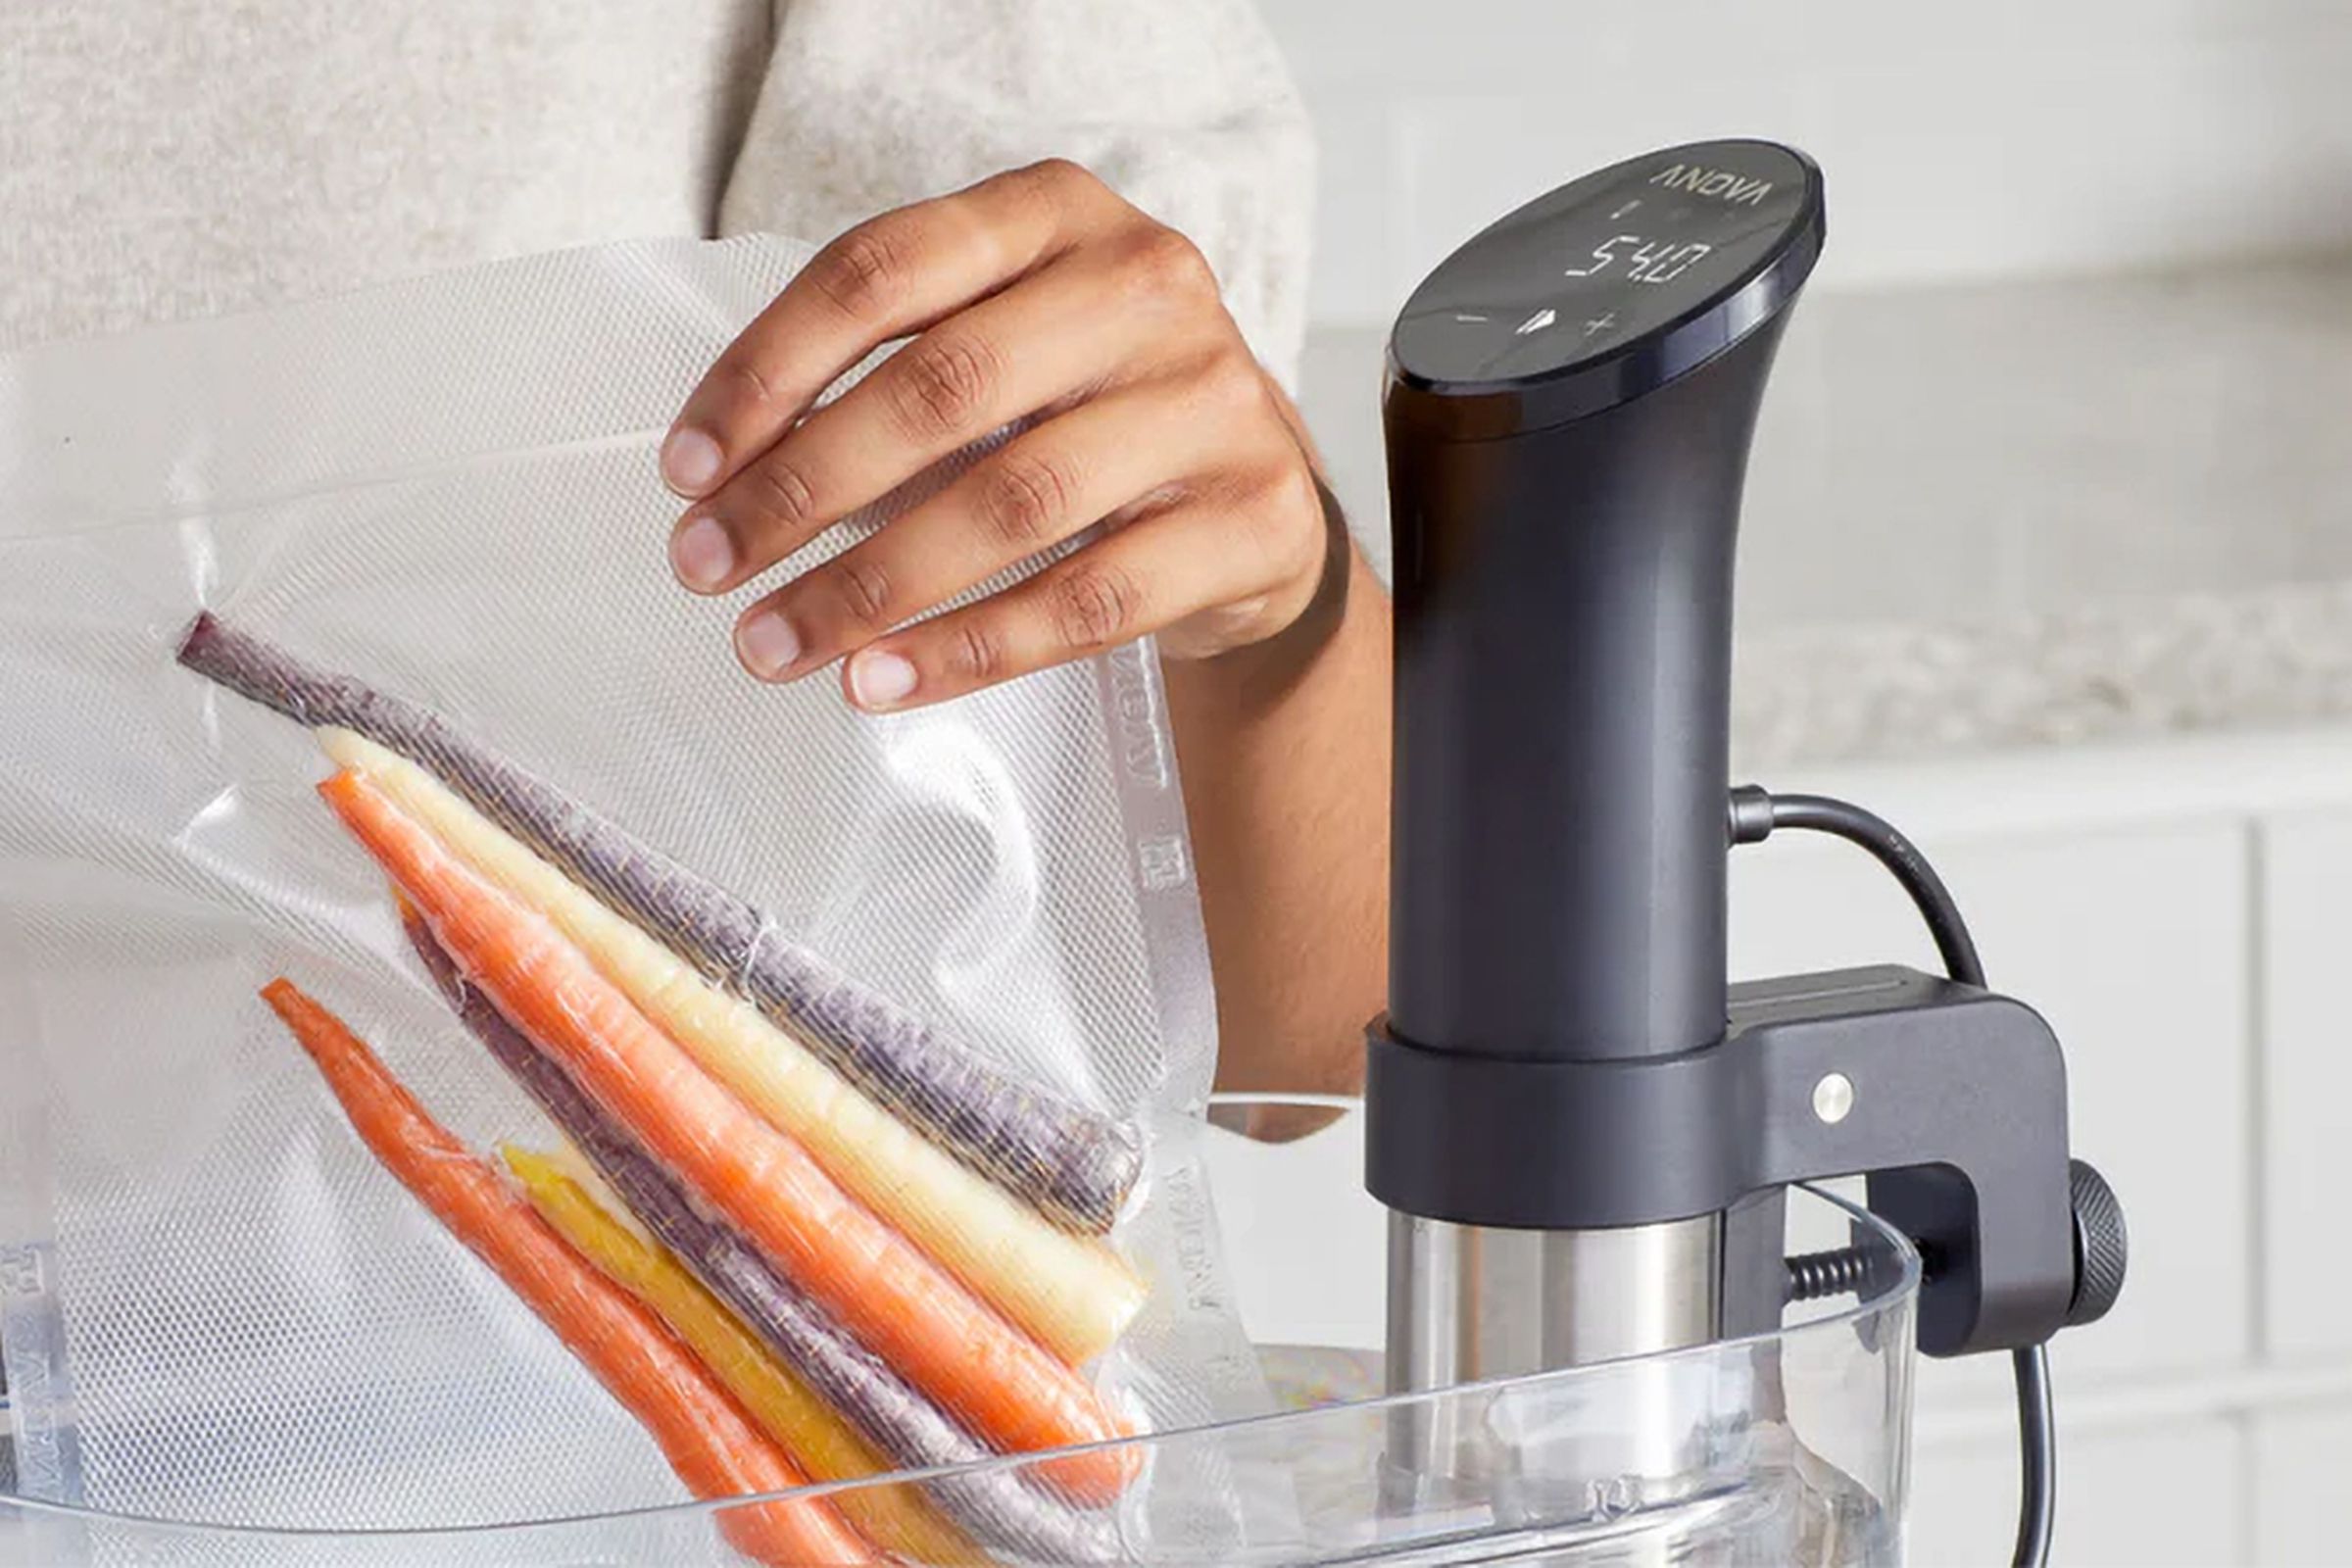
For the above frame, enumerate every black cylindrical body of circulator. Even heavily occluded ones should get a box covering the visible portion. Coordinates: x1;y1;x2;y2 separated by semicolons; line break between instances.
1386;325;1787;1058
1369;139;1825;1227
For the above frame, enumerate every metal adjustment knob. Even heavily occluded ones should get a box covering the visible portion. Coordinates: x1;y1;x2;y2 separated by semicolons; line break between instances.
2066;1158;2128;1328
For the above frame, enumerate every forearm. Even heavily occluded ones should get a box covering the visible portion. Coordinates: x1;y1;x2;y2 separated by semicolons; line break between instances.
1165;493;1392;1100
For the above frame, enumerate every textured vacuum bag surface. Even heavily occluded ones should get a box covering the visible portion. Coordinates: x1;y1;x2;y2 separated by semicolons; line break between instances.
0;237;1269;1560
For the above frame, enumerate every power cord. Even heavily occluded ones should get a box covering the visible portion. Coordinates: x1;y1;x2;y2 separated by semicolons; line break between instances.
1730;786;2057;1568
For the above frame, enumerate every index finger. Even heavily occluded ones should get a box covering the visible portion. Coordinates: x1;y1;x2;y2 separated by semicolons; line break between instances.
661;161;1116;499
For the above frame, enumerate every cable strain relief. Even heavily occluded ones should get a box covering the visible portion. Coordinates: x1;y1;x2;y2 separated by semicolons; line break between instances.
1729;784;1776;845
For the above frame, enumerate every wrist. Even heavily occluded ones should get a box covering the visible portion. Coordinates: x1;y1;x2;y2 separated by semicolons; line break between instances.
1166;473;1358;710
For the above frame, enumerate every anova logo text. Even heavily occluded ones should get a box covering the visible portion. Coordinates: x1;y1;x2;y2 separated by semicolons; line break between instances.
1647;165;1774;206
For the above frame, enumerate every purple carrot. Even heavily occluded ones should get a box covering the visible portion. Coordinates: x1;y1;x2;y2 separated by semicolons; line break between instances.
180;611;1140;1233
401;915;1128;1565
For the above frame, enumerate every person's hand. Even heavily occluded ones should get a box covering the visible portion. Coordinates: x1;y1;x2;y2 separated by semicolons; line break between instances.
659;159;1340;711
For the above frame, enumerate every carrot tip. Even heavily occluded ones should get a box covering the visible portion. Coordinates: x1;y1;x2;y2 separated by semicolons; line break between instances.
260;978;315;1032
173;611;220;665
498;1144;557;1184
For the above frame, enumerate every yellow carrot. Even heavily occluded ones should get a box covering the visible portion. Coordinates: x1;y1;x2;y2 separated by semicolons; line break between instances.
535;1137;657;1249
504;1147;985;1568
318;727;1144;1364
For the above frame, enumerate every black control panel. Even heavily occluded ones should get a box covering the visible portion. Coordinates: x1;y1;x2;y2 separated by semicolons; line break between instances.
1392;140;1818;392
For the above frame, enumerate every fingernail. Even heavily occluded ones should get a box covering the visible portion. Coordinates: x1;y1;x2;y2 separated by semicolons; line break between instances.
661;427;723;495
848;648;918;710
670;515;735;591
735;611;804;679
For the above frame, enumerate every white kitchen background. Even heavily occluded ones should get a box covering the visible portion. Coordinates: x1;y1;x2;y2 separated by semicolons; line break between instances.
1206;4;2352;1565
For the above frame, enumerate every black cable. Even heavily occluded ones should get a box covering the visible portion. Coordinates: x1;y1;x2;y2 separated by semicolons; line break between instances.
1733;786;2056;1568
2008;1336;2056;1568
1732;790;1984;987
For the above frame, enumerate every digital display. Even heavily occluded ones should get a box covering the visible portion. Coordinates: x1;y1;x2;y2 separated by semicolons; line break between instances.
1562;233;1713;286
1393;143;1812;388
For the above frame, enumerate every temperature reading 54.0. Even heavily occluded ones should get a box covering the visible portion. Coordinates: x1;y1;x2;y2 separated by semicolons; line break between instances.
1563;233;1714;286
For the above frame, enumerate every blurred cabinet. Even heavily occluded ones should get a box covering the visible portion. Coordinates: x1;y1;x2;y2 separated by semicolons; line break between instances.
2258;808;2352;1360
2252;1401;2352;1564
1911;1418;2241;1567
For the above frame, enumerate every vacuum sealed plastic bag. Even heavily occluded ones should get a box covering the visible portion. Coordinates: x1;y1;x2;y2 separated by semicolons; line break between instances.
0;237;1272;1563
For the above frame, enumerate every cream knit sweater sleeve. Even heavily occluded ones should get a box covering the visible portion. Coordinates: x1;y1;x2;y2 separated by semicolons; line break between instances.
715;0;1316;391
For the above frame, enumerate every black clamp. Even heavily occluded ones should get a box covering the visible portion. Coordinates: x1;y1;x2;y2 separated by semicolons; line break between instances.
1366;965;2126;1357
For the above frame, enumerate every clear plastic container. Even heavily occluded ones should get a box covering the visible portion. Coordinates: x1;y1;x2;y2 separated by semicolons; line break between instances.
0;1097;1917;1565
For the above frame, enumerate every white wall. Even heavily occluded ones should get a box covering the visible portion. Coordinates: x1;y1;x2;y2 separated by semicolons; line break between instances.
1256;0;2352;327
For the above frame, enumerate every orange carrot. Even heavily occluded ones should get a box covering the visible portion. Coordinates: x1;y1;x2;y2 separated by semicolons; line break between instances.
259;978;880;1567
318;770;1140;1503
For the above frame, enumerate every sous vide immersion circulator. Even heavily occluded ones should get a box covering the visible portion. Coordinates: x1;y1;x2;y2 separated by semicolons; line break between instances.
1365;140;2128;1565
